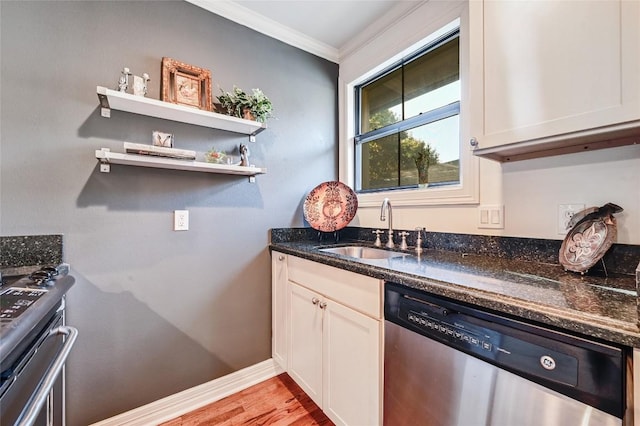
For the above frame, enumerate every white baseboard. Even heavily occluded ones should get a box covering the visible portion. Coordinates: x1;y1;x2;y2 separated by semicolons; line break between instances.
90;358;285;426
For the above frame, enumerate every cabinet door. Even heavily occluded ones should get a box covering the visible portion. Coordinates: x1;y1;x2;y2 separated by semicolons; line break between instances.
472;0;640;150
288;282;323;407
271;252;288;370
323;299;381;426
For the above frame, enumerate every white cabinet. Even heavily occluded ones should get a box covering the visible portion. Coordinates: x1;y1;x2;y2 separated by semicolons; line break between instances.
271;252;288;370
288;282;324;404
469;0;640;161
321;289;380;426
288;282;381;426
275;254;383;426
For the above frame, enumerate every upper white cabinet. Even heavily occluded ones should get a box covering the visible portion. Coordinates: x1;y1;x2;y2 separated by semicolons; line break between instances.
469;0;640;161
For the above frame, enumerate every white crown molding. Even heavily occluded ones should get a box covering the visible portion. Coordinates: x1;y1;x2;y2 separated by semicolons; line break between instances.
186;0;340;63
338;0;427;61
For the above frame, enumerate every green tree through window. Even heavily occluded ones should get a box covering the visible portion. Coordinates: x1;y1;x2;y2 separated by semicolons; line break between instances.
355;29;460;192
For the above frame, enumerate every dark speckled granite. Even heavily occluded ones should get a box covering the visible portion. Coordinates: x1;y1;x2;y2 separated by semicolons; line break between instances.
270;227;640;348
271;227;640;275
1;235;63;269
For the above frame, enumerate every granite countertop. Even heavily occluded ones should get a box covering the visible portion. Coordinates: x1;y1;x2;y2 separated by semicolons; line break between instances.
270;238;640;348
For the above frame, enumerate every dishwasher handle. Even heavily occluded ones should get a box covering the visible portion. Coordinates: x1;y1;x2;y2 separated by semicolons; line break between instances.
17;325;79;426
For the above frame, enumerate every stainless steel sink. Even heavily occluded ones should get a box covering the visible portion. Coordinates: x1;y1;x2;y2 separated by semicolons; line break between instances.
319;246;405;260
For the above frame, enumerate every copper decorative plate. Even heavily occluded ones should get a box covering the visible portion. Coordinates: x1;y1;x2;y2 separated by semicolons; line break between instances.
303;181;358;232
559;216;617;274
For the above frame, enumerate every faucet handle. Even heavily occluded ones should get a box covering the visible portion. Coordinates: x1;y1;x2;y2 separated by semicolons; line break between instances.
372;229;383;247
399;231;409;250
415;227;425;254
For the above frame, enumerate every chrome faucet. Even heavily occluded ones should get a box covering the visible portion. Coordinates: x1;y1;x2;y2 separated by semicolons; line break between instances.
380;198;394;249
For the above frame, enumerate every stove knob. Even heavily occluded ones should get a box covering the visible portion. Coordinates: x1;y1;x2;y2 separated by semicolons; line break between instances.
29;270;53;286
40;266;59;276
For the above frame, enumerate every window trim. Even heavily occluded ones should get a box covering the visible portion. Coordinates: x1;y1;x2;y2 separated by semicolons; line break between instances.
341;15;479;208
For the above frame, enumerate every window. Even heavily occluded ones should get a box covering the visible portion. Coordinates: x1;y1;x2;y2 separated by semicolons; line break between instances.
355;30;460;193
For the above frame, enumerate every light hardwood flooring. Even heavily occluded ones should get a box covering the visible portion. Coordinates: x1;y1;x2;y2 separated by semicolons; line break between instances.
160;373;334;426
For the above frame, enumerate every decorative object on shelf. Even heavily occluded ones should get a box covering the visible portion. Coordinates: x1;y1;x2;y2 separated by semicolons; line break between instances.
559;203;623;274
117;67;132;92
161;57;212;111
239;143;250;166
152;131;173;148
132;73;150;96
123;142;196;160
204;148;227;164
303;181;358;233
217;86;273;123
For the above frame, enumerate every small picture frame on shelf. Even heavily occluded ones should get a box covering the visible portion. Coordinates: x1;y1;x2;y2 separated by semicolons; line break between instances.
152;131;173;148
132;73;150;97
161;57;212;111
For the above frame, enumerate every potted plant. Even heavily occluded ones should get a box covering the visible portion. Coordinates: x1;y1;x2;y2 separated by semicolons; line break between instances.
217;86;273;123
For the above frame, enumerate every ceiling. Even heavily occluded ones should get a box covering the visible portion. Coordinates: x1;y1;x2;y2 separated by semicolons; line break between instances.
187;0;424;62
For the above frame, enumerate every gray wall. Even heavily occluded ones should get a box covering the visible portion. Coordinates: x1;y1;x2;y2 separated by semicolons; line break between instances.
0;1;338;423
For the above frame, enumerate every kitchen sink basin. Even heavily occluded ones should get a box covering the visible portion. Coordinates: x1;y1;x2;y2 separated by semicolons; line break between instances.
319;246;405;260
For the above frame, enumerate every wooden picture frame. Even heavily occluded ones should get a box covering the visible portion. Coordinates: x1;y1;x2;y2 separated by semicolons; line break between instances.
161;57;212;111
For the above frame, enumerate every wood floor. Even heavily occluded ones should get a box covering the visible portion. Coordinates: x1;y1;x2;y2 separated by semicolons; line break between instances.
160;373;334;426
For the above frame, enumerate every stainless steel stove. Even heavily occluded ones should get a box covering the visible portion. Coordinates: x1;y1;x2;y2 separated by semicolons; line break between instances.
0;264;77;426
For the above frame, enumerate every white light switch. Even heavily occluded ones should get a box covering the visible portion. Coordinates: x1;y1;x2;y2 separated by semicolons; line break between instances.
490;208;501;224
478;204;504;229
480;209;489;224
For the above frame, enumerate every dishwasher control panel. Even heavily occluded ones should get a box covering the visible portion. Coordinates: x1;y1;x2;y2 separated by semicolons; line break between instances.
406;309;493;352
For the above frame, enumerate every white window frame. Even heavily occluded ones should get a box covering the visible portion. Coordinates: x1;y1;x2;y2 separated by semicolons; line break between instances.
339;7;479;208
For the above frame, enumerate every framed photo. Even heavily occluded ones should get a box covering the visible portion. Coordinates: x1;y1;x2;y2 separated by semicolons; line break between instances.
161;57;212;111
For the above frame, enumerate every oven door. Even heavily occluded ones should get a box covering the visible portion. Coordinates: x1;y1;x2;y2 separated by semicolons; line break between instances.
0;307;77;426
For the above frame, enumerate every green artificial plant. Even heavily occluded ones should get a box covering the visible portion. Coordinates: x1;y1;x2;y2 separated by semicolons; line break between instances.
217;86;274;123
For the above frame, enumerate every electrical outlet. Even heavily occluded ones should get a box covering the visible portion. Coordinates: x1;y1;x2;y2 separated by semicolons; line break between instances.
558;204;584;234
174;210;189;231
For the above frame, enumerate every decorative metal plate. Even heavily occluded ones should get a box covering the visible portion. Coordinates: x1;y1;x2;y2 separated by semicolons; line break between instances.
559;216;617;273
303;181;358;232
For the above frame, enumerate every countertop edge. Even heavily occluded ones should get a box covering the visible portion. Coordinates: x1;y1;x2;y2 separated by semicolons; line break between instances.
270;243;640;348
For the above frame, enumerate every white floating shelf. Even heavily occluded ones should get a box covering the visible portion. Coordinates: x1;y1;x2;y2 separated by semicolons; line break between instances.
96;149;266;176
96;86;266;136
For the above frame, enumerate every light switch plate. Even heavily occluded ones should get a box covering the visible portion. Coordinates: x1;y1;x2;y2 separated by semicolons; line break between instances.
478;204;504;229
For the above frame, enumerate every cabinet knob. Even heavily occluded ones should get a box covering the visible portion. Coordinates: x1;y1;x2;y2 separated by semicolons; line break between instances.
312;297;320;305
470;137;479;148
319;302;327;309
278;255;285;261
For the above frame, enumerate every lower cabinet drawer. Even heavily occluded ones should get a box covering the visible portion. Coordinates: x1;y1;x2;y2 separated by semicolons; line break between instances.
287;255;382;319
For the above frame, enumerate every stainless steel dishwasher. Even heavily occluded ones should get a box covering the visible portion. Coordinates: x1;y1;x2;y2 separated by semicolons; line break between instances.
384;283;630;426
